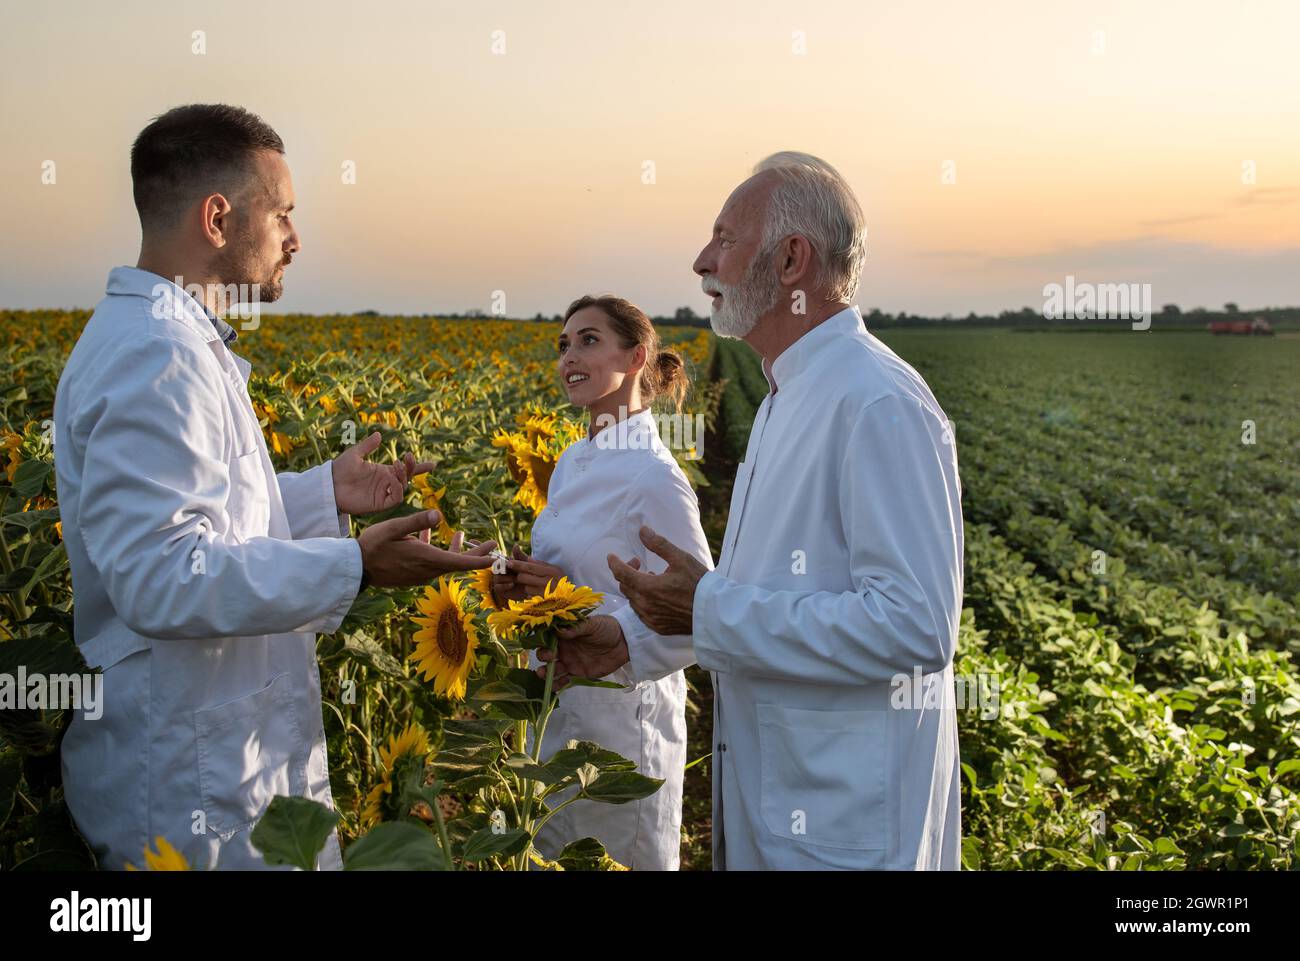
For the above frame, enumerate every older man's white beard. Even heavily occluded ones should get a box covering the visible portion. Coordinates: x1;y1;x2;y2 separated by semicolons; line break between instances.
708;259;781;339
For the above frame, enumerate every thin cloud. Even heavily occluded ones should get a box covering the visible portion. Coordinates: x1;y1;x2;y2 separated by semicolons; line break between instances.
1232;186;1299;207
1139;212;1225;227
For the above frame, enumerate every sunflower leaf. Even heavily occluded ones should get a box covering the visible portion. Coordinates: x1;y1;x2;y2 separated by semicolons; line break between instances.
339;589;399;634
546;740;637;774
580;770;665;805
12;461;52;499
486;700;540;723
1;507;61;531
502;667;549;699
344;822;449;871
461;826;530;863
555;836;627;871
439;717;511;751
251;795;338;871
340;631;405;677
432;742;499;775
470;679;530;702
504;752;571;786
445;811;491;847
563;678;626;691
470;668;553;722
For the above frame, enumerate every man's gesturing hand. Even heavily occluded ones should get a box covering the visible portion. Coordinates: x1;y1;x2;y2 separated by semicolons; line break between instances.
358;509;496;588
606;525;707;636
333;430;434;516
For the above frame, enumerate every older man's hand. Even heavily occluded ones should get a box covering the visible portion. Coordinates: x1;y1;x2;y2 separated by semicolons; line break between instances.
606;525;707;636
535;614;629;690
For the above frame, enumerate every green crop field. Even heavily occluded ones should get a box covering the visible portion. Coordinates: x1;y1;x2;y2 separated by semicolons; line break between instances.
700;330;1300;869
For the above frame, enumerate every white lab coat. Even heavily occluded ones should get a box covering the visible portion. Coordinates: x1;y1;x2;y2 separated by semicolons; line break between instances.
53;267;363;870
623;306;964;869
529;409;713;870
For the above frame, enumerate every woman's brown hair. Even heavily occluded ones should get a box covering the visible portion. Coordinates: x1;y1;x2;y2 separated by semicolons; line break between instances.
562;294;689;412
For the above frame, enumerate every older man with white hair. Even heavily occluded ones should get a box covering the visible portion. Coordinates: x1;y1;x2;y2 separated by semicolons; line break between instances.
545;151;964;870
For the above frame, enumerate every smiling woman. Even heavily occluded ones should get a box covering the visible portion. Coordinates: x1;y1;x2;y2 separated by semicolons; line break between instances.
558;294;688;419
473;292;713;869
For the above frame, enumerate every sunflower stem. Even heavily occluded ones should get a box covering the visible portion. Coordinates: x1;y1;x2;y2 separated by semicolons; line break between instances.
532;654;556;766
530;792;582;838
430;791;455;872
517;644;557;869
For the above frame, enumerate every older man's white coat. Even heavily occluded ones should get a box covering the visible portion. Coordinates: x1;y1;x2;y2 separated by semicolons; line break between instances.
623;306;964;869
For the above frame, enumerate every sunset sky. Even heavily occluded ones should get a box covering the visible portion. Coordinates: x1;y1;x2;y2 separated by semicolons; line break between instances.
1;0;1297;318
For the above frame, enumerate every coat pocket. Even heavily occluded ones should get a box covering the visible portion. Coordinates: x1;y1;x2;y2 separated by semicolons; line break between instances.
227;447;271;541
194;672;307;841
758;704;887;851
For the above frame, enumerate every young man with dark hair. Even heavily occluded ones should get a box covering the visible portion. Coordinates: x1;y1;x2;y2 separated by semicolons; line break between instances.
53;104;496;870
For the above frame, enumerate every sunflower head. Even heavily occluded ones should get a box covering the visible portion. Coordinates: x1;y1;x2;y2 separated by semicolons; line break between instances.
411;577;481;700
521;446;559;500
125;836;190;871
411;476;456;541
492;429;529;485
486;576;603;647
361;723;432;829
494;412;584;517
517;407;559;445
2;429;23;484
468;565;502;611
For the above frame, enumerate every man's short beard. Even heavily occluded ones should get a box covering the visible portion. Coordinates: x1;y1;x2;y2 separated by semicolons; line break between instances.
709;245;782;339
259;275;283;303
210;233;284;308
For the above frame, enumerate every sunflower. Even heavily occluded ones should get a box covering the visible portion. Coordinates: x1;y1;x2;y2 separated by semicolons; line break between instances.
514;474;548;516
411;476;457;541
125;836;190;871
411;577;480;699
2;429;23;483
360;409;399;428
519;445;559;503
468;565;502;611
252;401;294;456
491;429;528;485
518;408;559;446
361;723;432;828
492;412;584;517
487;576;603;642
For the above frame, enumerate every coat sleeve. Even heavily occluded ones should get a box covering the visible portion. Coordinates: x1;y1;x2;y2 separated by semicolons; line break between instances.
277;463;350;539
690;391;963;684
75;335;363;640
610;459;715;683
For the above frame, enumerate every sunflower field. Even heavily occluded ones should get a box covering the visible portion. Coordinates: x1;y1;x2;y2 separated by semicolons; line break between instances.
3;309;1298;870
0;307;714;870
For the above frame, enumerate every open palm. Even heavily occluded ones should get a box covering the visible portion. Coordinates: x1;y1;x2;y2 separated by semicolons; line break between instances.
332;431;434;515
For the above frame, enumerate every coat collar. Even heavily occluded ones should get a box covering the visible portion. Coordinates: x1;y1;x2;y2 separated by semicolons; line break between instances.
106;266;251;381
762;304;864;392
575;407;660;461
